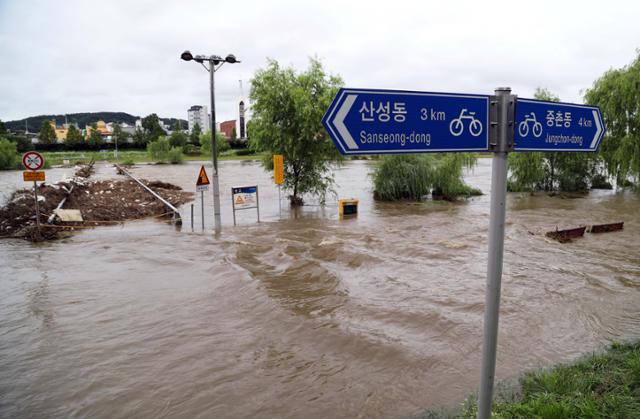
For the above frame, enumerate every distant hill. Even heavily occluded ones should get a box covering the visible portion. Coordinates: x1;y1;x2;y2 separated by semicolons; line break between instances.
4;112;187;132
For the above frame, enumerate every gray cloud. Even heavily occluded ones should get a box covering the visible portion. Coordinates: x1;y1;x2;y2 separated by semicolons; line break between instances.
1;0;638;123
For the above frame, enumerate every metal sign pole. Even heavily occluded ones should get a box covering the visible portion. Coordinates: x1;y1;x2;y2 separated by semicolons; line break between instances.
231;188;237;226
32;180;41;234
256;186;260;223
278;185;282;218
477;87;514;419
200;190;205;231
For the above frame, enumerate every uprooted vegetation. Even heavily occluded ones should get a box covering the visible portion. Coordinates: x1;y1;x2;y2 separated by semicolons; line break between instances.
0;164;193;241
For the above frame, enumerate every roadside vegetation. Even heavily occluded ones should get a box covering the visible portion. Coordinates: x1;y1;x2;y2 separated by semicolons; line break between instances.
372;154;481;201
416;340;640;418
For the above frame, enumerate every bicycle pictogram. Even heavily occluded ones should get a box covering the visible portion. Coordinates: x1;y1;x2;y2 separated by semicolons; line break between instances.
449;109;483;137
518;112;543;138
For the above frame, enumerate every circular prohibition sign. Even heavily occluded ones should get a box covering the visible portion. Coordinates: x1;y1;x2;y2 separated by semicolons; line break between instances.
22;151;45;171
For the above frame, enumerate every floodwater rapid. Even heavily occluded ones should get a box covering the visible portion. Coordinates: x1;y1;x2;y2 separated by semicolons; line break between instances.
1;159;639;418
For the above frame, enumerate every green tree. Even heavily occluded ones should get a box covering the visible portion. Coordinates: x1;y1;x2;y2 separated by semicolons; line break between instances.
189;122;201;145
585;52;640;187
249;58;343;205
38;120;57;145
112;124;129;149
87;124;104;149
142;113;165;142
147;136;172;162
0;137;19;170
0;119;6;136
132;128;147;147
4;132;31;152
65;124;84;149
169;129;188;149
174;120;183;132
200;130;229;155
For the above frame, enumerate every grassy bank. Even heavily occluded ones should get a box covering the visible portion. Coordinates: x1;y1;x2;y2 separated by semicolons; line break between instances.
40;149;267;166
416;341;640;418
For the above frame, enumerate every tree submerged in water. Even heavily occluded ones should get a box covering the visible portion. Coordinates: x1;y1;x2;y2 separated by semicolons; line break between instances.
372;153;481;201
249;58;343;206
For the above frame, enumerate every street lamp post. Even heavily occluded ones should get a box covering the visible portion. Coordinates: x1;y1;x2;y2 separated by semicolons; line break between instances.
181;50;239;233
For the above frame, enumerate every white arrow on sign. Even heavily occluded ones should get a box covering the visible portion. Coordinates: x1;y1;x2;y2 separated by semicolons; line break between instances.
333;94;359;150
590;110;602;149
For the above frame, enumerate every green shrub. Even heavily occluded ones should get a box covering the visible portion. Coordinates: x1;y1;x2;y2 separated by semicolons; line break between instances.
147;136;171;163
372;155;433;200
168;147;183;164
169;130;188;148
182;144;200;155
0;138;19;170
200;131;230;156
235;148;255;156
591;173;613;189
372;153;479;201
121;158;135;166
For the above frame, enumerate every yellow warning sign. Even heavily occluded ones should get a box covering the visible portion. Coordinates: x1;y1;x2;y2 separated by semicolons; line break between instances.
196;165;210;186
273;154;284;185
23;171;45;182
235;195;245;205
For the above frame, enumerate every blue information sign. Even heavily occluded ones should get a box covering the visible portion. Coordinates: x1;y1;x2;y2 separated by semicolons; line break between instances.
323;88;490;155
514;99;604;152
232;186;257;194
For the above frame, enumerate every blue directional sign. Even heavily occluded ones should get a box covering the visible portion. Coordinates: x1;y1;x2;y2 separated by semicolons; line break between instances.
514;99;605;152
323;88;490;155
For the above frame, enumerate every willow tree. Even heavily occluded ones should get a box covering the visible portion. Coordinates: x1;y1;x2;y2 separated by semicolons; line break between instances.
372;153;479;201
585;52;640;187
249;58;343;206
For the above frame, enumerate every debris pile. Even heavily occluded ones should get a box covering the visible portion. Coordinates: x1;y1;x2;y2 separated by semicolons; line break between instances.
0;169;192;241
75;159;95;178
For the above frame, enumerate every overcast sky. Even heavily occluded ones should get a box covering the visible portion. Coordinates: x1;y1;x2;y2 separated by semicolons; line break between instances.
0;0;638;124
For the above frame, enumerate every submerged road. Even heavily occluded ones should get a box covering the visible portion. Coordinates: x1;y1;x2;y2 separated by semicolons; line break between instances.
1;159;639;418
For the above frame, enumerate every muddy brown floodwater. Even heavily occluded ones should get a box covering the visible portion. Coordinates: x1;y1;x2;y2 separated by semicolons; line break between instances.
1;159;639;418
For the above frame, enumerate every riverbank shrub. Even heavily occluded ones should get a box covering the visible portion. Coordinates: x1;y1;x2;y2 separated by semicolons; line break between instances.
373;153;479;201
199;131;230;156
168;147;183;164
147;137;170;162
0;138;19;170
373;155;433;200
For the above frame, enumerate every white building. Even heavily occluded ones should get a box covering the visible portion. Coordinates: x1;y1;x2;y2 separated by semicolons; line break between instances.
188;105;210;133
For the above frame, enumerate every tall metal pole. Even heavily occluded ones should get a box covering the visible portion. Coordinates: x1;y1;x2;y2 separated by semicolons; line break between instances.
478;87;513;419
209;62;222;233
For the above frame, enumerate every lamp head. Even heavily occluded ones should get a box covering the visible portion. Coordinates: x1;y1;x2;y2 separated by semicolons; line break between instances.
180;50;193;61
